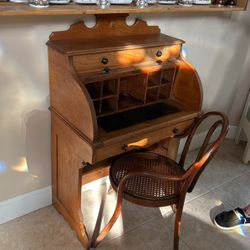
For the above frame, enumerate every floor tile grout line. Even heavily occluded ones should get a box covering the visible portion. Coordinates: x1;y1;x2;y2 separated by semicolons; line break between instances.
98;210;173;247
179;233;193;250
184;170;250;205
165;200;238;250
99;206;196;250
181;239;192;250
226;198;249;209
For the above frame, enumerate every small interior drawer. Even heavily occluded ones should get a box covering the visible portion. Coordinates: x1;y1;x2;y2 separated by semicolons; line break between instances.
72;45;181;74
93;119;193;163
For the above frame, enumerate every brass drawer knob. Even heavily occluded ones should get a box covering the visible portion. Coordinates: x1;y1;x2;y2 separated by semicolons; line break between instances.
172;128;179;134
122;145;128;152
156;50;162;57
101;58;109;64
102;67;110;74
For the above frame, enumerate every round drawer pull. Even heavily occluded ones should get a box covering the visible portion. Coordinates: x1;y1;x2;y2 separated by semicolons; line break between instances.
156;50;162;57
156;60;162;65
172;128;179;134
101;58;109;64
122;145;128;152
102;67;110;74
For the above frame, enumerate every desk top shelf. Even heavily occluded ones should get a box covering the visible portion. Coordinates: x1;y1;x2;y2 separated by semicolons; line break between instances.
0;1;248;16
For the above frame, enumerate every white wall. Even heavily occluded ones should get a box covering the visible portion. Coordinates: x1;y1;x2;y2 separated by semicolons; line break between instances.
0;10;249;202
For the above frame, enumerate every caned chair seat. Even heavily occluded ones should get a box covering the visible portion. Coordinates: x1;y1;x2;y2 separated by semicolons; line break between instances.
110;152;185;207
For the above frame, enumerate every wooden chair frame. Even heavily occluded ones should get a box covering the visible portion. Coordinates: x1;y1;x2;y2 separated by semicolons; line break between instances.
91;112;229;250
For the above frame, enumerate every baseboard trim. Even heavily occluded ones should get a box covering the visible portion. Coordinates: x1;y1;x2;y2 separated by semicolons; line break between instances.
0;125;239;224
0;186;52;224
227;125;238;140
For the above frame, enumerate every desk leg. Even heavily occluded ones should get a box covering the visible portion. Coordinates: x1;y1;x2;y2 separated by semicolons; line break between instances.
52;127;90;249
153;137;180;160
166;137;180;160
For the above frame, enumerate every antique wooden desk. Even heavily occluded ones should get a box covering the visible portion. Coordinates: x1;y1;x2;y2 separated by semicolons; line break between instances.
47;14;202;249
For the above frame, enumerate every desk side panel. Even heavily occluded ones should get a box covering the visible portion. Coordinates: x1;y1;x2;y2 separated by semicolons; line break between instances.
51;113;94;248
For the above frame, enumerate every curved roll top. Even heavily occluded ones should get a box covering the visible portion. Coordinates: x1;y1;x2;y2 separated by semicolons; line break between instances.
48;48;98;141
173;59;203;111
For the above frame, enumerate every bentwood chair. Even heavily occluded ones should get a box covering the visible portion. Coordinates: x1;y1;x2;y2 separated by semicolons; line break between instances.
91;112;229;250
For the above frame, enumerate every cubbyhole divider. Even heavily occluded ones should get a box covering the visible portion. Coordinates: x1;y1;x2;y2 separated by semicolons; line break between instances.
84;65;178;117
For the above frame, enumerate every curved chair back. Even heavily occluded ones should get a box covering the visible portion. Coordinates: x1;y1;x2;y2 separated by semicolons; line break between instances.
178;112;229;193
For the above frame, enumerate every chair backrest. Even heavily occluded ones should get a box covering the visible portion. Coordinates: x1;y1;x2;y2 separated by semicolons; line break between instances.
178;112;229;193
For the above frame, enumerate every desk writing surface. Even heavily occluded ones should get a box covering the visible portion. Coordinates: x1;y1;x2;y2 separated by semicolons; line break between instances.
98;102;179;132
97;109;199;145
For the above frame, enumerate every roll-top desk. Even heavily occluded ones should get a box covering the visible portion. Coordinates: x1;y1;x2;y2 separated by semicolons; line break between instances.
47;14;202;249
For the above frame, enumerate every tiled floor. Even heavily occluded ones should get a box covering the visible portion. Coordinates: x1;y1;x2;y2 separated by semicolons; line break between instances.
0;139;250;250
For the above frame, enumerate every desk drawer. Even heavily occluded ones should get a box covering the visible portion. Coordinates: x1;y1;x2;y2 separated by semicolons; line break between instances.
94;119;192;163
73;45;181;74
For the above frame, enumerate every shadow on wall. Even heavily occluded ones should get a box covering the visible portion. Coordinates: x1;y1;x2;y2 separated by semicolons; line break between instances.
0;108;51;201
0;47;51;201
227;46;250;123
209;15;250;123
24;109;51;183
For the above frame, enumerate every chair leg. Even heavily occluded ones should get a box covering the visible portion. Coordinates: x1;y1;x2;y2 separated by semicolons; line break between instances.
174;202;184;250
91;190;123;248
